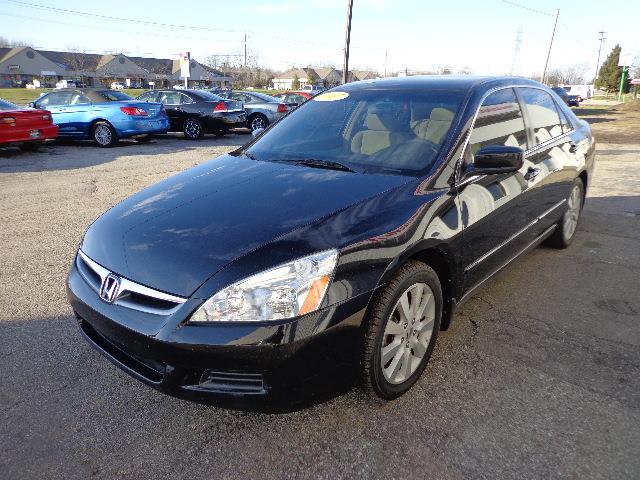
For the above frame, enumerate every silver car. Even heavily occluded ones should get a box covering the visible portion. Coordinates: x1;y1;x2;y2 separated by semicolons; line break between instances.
218;91;289;131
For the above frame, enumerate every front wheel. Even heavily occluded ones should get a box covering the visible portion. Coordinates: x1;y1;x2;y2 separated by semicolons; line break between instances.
361;261;442;400
545;178;584;248
92;121;118;148
183;118;204;140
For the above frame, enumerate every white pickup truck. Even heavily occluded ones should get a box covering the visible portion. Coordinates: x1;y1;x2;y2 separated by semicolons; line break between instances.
561;85;592;101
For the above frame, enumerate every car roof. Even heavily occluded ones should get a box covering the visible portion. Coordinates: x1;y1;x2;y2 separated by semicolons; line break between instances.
337;75;545;94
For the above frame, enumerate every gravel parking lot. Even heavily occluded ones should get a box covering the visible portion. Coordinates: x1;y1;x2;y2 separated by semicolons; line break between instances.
1;135;639;479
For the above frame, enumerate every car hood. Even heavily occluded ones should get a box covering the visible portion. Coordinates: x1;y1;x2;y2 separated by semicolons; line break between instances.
81;154;411;297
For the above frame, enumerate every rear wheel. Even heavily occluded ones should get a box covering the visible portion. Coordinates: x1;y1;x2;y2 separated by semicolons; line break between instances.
92;121;118;148
361;261;442;400
248;113;268;132
19;141;42;152
545;178;584;248
183;118;203;140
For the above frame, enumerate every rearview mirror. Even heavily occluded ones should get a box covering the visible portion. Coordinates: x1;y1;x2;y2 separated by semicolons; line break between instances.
466;145;524;178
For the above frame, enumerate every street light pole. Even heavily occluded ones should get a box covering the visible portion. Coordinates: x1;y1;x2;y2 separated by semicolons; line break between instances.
342;0;354;84
541;9;560;84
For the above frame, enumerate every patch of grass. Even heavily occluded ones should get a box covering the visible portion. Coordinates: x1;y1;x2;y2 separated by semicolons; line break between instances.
575;101;640;144
0;88;52;105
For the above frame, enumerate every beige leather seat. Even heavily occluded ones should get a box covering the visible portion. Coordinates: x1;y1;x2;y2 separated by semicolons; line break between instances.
414;107;455;144
351;113;395;155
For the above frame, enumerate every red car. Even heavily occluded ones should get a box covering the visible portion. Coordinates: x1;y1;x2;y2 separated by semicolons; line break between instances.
271;91;313;108
0;98;59;150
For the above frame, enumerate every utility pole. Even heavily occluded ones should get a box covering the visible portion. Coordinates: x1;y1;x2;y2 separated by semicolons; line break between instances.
243;32;247;68
510;26;522;76
594;31;606;84
342;0;354;84
541;9;560;84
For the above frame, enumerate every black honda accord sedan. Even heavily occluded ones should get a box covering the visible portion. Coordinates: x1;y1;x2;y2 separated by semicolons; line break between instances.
68;76;595;405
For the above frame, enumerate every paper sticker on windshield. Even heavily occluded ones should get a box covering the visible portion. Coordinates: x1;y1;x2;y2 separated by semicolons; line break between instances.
314;92;349;102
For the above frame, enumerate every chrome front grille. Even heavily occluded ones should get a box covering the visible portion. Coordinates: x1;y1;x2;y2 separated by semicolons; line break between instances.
76;250;186;315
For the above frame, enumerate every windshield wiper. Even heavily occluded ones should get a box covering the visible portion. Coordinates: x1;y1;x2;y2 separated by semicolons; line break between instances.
291;158;357;173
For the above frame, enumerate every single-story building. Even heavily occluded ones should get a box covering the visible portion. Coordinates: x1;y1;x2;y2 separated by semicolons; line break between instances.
0;46;233;88
272;66;378;90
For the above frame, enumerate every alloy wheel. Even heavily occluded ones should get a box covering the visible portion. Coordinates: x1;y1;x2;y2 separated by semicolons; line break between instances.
94;124;112;146
563;184;582;240
184;119;201;138
381;282;436;384
250;116;267;131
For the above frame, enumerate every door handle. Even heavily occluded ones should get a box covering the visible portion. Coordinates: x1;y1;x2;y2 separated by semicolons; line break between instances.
569;143;578;153
524;166;541;181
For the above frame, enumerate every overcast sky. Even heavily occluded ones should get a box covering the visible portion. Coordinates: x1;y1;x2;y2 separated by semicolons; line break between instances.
2;0;638;78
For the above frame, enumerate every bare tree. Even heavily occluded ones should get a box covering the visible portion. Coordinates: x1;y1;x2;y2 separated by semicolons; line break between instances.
546;63;588;85
63;50;91;74
0;37;29;48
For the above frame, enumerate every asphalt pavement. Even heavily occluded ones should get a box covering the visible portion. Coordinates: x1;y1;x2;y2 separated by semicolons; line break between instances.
1;136;638;479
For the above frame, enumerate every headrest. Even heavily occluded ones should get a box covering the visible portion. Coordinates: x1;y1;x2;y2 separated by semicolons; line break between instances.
430;108;454;122
366;113;387;131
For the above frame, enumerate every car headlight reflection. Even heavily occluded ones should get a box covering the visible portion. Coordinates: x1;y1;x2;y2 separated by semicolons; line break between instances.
189;250;338;322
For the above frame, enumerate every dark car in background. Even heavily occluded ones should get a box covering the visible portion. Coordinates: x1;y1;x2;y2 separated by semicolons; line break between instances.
68;76;595;407
31;89;169;147
217;91;289;131
551;86;570;106
137;89;245;139
0;98;58;150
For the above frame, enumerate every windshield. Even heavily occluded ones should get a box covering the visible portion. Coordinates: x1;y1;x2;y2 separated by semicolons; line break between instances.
0;99;19;110
98;90;132;101
245;89;461;175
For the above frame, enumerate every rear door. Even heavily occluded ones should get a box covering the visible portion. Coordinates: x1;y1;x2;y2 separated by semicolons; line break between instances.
158;91;189;130
516;87;575;236
457;87;532;292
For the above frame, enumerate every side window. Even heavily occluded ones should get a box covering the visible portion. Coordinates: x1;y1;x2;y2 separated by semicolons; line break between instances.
137;91;158;102
69;93;90;105
36;92;72;108
159;91;182;104
467;88;528;159
556;103;573;134
179;93;193;104
518;88;563;145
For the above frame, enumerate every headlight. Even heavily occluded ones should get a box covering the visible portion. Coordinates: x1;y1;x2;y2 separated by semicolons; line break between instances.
190;250;339;322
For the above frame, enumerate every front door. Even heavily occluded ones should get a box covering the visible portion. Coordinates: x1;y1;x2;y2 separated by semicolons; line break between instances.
457;87;532;292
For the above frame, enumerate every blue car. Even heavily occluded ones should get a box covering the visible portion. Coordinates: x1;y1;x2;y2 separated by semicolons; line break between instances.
31;88;169;147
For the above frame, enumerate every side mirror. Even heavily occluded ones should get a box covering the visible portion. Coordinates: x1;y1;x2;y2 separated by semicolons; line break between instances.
251;127;265;138
28;102;35;108
466;145;524;178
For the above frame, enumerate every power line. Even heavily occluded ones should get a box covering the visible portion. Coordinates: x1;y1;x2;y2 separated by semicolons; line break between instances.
499;0;554;16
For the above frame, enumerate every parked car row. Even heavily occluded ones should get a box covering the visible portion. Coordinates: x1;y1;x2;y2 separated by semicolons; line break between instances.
1;88;293;149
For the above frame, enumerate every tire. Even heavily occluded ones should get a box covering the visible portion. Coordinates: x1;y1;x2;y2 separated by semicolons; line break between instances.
135;134;154;143
545;177;584;249
361;260;442;400
248;113;268;132
183;117;204;140
92;121;118;148
19;141;42;152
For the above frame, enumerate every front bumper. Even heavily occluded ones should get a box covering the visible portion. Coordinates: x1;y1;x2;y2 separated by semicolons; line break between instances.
66;256;370;408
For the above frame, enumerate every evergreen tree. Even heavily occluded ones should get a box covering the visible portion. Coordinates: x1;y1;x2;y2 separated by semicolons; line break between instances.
292;74;300;90
596;44;630;93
